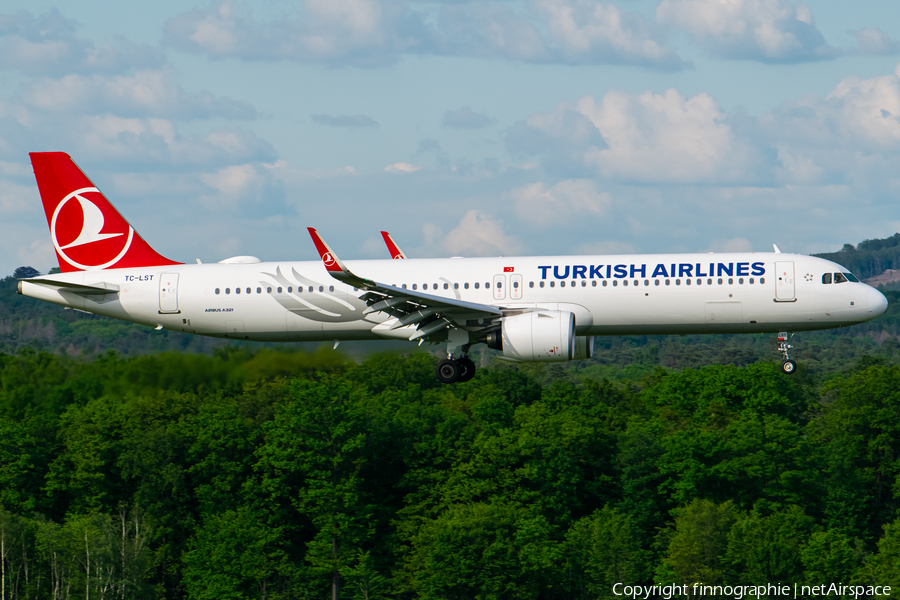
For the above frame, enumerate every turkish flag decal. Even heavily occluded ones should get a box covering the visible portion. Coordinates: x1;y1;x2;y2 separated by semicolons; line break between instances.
504;266;514;272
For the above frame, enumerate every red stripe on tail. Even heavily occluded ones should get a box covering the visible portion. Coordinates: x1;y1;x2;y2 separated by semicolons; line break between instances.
30;152;181;272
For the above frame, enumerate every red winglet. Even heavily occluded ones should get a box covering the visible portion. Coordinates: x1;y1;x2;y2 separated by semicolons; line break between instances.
30;152;181;272
307;227;345;273
381;231;407;259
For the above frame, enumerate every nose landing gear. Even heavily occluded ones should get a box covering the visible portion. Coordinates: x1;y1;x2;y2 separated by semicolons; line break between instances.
778;332;796;374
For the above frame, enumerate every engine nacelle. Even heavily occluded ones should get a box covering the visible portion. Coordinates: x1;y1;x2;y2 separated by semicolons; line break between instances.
488;310;575;362
573;336;594;360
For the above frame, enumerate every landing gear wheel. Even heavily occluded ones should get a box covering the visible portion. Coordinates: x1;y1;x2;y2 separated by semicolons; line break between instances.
781;360;797;375
457;357;476;382
436;359;460;384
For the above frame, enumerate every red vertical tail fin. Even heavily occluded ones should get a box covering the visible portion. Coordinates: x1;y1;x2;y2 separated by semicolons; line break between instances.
30;152;181;272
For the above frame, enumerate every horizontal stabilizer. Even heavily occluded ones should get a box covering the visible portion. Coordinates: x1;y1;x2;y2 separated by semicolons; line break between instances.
20;277;120;295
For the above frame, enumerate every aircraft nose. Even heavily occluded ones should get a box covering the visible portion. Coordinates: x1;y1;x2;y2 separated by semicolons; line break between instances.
868;286;888;317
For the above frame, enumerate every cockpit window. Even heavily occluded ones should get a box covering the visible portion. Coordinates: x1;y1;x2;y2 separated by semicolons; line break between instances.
833;272;848;284
822;273;832;284
844;272;859;282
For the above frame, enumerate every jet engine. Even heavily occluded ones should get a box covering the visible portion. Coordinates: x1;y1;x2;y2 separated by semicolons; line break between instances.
487;310;575;361
573;335;594;360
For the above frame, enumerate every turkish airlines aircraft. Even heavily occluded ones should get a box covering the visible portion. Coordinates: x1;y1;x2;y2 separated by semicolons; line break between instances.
18;152;888;382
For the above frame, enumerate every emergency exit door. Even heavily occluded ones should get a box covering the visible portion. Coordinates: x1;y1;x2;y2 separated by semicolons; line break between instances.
159;273;180;313
774;261;795;301
493;274;506;300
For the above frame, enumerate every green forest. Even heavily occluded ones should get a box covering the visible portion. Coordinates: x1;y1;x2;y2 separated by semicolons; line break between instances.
1;345;900;599
1;233;900;599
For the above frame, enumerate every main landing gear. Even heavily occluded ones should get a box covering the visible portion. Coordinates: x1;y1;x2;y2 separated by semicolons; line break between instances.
778;332;796;375
436;346;476;384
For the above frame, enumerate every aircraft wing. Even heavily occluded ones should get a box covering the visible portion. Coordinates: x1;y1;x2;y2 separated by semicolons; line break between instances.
308;228;500;340
381;231;407;259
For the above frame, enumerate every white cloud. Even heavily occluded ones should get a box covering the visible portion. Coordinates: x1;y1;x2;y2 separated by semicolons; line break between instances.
852;28;900;56
0;9;164;75
538;0;686;68
656;0;835;63
443;209;524;256
164;0;423;67
508;179;611;227
164;0;686;69
20;69;256;119
513;89;770;183
385;162;420;173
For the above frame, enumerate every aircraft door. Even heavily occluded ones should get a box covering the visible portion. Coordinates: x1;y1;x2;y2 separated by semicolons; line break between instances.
510;274;523;299
775;261;795;301
159;273;179;314
493;274;506;300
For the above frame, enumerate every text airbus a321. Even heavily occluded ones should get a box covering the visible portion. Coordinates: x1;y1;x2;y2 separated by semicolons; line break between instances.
18;153;888;382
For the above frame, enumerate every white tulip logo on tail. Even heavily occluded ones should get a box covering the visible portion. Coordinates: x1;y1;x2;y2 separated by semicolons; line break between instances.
51;187;134;270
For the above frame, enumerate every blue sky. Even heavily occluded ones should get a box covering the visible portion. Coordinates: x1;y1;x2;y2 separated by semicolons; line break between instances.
3;0;900;275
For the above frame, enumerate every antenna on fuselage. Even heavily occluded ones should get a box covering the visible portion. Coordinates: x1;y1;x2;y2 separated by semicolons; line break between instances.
773;244;782;253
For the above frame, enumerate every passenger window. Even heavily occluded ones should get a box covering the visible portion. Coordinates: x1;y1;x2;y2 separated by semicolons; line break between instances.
277;287;282;293
822;273;832;284
728;278;734;284
486;283;490;288
298;286;303;293
602;280;607;287
226;288;231;294
696;279;701;285
329;286;334;292
644;280;649;286
286;287;291;293
834;273;848;284
749;278;754;284
561;281;566;287
318;286;324;292
308;286;313;292
444;283;449;290
465;283;470;289
497;282;502;289
215;288;220;295
613;281;618;287
592;280;597;287
267;287;272;293
474;283;480;289
665;280;670;286
412;284;417;290
623;281;628;287
434;283;438;290
760;277;765;284
236;287;241;294
686;279;691;285
654;280;660;286
707;278;712;285
402;284;407;289
582;281;587;287
529;281;534;288
718;278;723;284
539;282;544;288
738;278;743;284
246;287;251;294
454;283;459;289
676;279;681;286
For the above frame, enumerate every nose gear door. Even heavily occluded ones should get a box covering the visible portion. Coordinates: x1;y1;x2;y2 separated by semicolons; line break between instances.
775;261;795;301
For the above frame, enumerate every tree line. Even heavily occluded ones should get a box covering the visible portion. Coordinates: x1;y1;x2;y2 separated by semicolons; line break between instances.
0;346;899;599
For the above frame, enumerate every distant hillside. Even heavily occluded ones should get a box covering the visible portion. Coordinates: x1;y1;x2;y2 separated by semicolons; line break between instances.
813;232;900;281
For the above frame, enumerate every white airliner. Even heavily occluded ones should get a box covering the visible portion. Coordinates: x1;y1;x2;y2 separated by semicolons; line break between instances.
18;153;888;382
